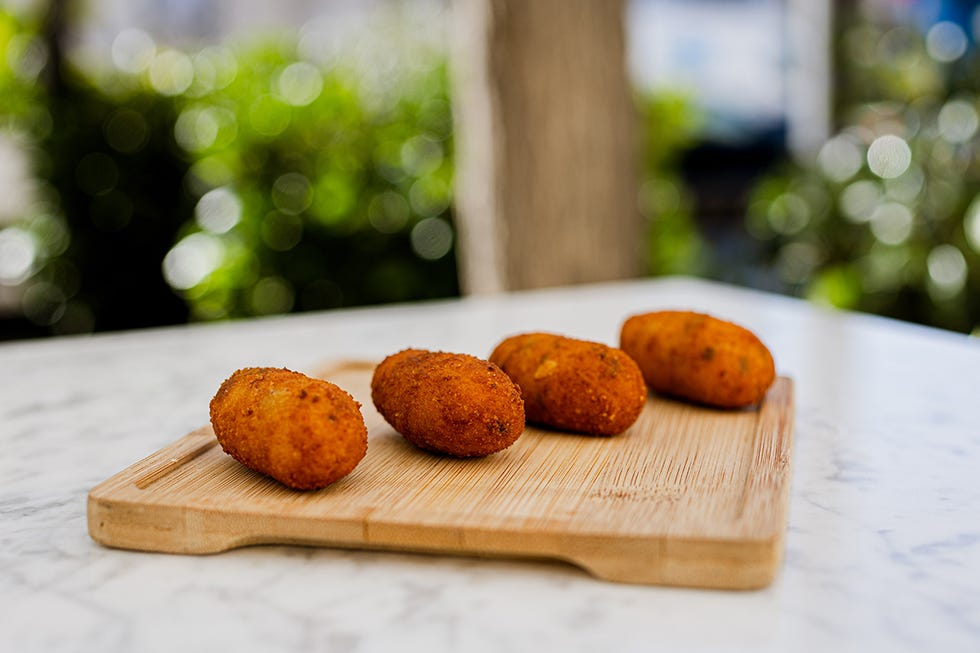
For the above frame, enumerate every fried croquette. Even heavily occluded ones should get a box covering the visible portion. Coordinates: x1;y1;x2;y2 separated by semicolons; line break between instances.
619;311;775;408
209;367;368;490
489;333;647;435
370;349;525;457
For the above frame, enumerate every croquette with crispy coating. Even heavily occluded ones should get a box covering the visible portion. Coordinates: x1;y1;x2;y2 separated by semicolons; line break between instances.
619;311;775;408
209;367;368;490
371;349;525;457
489;333;647;435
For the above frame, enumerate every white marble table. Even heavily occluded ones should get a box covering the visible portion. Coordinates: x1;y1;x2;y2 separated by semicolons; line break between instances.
2;277;978;652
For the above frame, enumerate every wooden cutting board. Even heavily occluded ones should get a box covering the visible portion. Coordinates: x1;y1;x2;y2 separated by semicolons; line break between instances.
88;360;794;589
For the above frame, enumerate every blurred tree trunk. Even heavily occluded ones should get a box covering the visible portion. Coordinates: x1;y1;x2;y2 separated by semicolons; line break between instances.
452;0;642;294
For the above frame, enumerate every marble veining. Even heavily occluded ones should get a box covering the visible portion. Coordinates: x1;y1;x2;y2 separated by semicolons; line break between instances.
1;277;979;652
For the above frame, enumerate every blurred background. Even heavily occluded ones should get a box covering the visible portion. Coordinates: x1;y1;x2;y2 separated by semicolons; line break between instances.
1;0;979;340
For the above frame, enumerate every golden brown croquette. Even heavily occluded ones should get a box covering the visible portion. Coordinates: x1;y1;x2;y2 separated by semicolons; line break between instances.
209;367;368;490
619;311;775;408
371;349;525;457
489;333;646;436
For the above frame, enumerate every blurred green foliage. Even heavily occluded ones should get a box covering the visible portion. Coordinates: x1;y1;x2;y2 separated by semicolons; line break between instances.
1;5;705;338
639;90;708;277
1;8;201;334
747;7;980;333
161;38;458;321
0;8;461;336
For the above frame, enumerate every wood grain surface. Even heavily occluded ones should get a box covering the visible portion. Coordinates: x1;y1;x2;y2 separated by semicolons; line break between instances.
88;361;794;589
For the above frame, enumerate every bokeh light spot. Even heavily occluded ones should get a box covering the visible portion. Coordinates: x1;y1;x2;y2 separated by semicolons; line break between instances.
766;193;810;235
0;227;37;285
162;232;225;290
195;187;242;234
193;46;239;92
867;135;911;179
29;213;70;259
926;21;968;63
276;61;324;107
927;244;967;297
885;166;924;202
840;180;881;222
368;191;410;233
261;211;303;251
410;217;453;260
817;134;864;182
149;49;194;96
401;135;443;176
408;177;450;217
187;157;235;191
175;107;218;152
250;276;294;315
869;202;914;245
937;99;978;144
272;173;313;215
111;28;155;74
875;27;920;67
297;18;344;66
